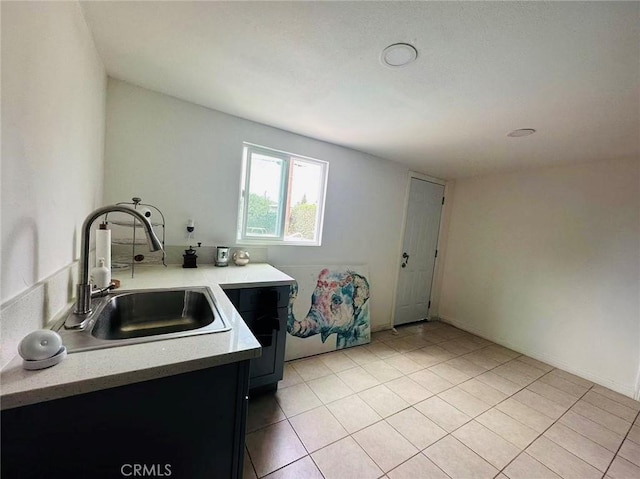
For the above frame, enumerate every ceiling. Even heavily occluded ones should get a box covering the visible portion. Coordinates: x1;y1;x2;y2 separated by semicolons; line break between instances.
80;1;639;179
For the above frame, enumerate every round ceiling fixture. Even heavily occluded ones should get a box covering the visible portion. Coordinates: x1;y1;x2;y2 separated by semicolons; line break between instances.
381;43;418;67
507;128;537;137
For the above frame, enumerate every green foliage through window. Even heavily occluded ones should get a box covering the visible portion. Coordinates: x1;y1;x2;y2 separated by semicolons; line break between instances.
246;193;278;235
289;201;317;240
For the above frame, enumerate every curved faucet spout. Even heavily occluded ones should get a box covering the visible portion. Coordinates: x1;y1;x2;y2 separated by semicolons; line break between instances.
74;205;163;316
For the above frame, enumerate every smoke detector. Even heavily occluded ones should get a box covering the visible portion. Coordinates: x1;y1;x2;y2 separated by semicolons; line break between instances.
381;43;418;67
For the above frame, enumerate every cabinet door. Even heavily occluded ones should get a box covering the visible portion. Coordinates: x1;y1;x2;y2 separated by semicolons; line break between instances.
1;362;250;479
238;287;289;312
224;288;240;308
243;310;278;378
223;286;290;392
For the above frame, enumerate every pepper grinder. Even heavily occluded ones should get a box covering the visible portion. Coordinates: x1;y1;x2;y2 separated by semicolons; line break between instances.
182;243;200;268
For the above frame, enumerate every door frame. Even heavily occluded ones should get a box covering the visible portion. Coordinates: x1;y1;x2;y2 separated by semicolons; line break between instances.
390;171;450;328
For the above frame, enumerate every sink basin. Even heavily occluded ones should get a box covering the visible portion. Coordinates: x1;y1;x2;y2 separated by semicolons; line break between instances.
55;287;231;353
92;289;215;340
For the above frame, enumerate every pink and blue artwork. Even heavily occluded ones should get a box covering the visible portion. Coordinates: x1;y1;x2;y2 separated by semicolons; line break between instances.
277;265;371;361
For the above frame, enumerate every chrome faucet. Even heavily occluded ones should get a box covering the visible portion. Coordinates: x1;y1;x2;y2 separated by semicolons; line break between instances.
65;205;163;329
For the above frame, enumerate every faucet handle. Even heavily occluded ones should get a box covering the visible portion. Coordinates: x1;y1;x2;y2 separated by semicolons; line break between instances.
90;282;116;299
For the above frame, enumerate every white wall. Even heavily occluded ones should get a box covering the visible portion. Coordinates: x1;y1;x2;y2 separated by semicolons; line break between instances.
438;158;640;397
104;79;409;330
1;1;106;365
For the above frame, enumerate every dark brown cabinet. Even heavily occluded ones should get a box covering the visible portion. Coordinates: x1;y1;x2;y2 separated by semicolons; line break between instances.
224;285;289;393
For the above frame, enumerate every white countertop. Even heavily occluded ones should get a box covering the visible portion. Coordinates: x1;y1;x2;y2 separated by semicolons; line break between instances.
0;264;294;410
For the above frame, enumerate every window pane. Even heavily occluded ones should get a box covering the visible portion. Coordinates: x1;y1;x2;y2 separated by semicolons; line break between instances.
246;153;284;237
285;158;323;242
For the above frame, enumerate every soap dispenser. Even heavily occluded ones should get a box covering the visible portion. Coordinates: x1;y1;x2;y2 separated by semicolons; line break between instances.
91;258;111;288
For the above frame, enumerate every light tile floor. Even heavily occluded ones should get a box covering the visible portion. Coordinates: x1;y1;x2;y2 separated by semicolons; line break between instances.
243;321;640;479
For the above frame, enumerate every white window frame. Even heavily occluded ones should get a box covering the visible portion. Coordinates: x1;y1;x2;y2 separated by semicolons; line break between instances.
237;142;329;246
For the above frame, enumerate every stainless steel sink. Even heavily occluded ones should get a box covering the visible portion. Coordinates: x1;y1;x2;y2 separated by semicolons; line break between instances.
54;287;231;353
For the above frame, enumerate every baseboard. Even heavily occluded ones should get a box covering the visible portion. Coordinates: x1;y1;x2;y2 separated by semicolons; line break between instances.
634;362;640;401
439;315;637;399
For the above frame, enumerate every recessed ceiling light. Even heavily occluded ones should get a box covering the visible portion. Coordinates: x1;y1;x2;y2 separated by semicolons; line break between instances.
507;128;536;137
381;43;418;67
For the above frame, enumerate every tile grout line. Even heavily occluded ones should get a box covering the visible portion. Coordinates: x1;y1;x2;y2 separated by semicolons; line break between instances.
429;367;562;479
385;450;454;479
408;332;629;475
252;413;328;478
248;386;323;477
372;335;536;475
601;408;640;478
261;325;478;477
562;390;637;437
429;357;635;479
557;401;634;449
352;438;413;477
270;330;532;466
284;415;324;479
496;377;597;478
585;389;640;419
244;445;259;479
322;387;425;476
271;361;446;477
257;346;533;444
247;323;639;479
417;354;543;436
416;337;571;477
366;332;485;476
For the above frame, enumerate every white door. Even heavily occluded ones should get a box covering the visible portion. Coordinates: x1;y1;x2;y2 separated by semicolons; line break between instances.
394;178;444;326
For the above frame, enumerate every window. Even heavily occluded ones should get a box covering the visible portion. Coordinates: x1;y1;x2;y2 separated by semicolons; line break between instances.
237;143;328;245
